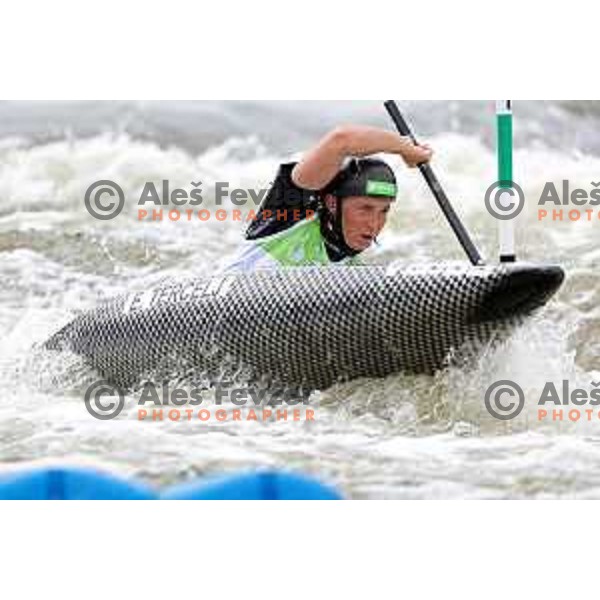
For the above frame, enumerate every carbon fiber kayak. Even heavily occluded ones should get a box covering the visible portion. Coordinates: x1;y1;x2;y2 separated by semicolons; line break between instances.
44;262;564;389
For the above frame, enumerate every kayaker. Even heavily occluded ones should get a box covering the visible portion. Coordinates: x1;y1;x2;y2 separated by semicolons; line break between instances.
225;125;433;271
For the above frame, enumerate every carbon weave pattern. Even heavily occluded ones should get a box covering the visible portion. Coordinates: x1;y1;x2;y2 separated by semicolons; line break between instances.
45;264;515;389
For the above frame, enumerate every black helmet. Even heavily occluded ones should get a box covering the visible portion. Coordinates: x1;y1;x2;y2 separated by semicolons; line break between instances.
319;158;397;261
326;157;397;200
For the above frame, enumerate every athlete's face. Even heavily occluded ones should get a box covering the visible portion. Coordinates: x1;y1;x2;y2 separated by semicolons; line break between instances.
333;196;393;251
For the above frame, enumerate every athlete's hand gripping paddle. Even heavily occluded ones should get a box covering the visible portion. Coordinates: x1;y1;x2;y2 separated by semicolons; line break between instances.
384;100;484;266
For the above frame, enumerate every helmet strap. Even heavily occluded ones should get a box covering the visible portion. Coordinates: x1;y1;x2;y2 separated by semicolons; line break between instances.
319;195;360;262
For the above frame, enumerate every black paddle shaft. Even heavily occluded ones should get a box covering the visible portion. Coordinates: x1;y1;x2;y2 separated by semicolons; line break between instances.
384;100;484;266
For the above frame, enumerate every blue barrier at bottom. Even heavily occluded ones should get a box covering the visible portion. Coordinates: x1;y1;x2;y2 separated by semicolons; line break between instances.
162;471;341;500
0;466;342;500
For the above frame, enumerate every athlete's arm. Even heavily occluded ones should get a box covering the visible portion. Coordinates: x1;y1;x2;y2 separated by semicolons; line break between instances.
292;125;433;190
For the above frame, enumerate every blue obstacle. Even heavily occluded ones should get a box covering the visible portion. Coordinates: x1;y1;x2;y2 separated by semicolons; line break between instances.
0;466;342;500
0;467;154;500
161;470;342;500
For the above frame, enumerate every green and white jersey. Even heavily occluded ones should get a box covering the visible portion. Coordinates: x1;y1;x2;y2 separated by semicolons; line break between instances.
224;216;360;272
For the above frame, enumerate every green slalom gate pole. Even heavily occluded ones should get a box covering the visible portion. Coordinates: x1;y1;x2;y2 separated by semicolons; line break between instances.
497;100;516;262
